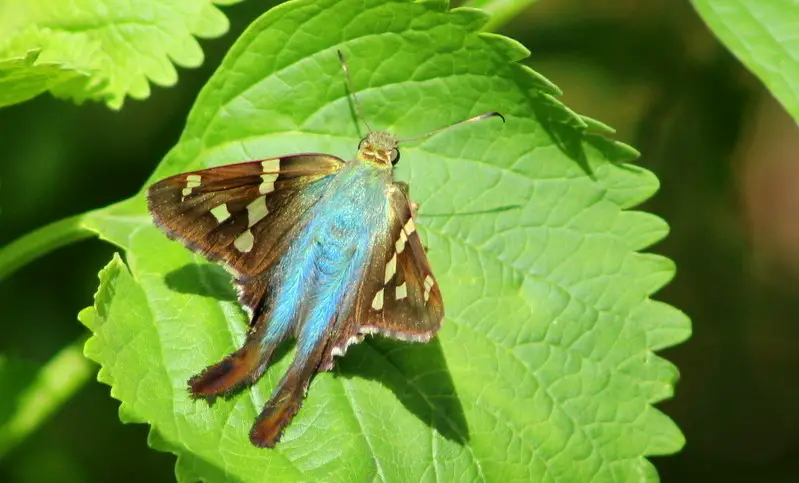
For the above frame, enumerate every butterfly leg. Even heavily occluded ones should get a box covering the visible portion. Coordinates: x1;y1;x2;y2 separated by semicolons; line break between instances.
188;314;280;399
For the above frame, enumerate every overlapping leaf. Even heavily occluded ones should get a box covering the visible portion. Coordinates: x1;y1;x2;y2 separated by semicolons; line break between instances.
693;0;799;123
79;0;690;480
0;0;241;109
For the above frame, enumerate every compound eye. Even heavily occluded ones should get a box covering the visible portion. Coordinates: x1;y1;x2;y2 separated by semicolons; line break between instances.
390;148;400;165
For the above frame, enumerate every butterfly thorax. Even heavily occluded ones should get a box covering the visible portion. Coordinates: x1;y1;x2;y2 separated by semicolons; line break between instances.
357;131;399;167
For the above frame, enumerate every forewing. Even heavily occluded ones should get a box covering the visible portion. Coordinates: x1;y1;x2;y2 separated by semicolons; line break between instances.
323;182;443;367
147;154;344;315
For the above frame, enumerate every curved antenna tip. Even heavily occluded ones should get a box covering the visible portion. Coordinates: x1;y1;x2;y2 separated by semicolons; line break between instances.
482;111;505;123
397;110;506;144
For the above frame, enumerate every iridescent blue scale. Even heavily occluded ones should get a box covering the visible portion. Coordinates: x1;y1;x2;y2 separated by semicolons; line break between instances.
271;162;390;358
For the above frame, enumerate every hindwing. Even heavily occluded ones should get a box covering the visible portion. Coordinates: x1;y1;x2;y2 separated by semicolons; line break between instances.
322;182;444;368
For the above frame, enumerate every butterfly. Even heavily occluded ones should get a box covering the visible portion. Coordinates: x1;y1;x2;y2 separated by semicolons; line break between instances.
147;51;504;448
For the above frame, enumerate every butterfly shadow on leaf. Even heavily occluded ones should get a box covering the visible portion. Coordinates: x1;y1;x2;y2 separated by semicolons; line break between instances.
335;336;469;445
164;263;239;303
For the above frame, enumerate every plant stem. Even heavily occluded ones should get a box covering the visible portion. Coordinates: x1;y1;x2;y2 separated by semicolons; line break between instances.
462;0;537;31
0;213;95;282
0;338;94;457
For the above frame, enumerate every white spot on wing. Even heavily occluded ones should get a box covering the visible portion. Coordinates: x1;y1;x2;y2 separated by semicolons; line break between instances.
385;253;396;284
259;160;280;194
246;196;268;227
395;230;407;253
372;289;384;310
423;275;435;302
210;204;231;223
262;159;280;171
259;175;277;194
182;174;202;200
404;218;416;235
396;282;407;300
234;229;254;253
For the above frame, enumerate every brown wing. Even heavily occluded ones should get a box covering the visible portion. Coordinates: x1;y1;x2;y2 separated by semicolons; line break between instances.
147;154;344;316
321;182;444;369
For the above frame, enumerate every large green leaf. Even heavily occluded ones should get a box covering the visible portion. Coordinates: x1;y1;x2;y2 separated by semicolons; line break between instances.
79;0;690;480
0;0;241;109
692;0;799;123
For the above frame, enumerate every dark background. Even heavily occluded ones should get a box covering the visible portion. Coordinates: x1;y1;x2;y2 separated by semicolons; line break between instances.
2;0;798;481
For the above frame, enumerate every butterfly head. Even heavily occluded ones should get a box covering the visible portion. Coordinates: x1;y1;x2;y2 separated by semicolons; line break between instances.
357;131;400;167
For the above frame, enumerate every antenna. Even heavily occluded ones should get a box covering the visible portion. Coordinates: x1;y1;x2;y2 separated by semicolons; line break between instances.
337;50;373;133
397;111;505;144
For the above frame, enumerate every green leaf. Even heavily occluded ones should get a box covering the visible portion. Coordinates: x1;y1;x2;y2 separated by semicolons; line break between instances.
0;49;88;109
79;0;690;480
0;0;241;109
692;0;799;123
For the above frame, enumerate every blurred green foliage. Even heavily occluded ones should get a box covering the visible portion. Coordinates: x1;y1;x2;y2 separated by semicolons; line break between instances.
0;0;242;108
1;0;798;481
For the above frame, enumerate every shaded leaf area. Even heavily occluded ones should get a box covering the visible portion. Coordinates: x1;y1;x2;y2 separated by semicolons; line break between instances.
78;0;690;480
692;0;799;123
0;0;241;109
